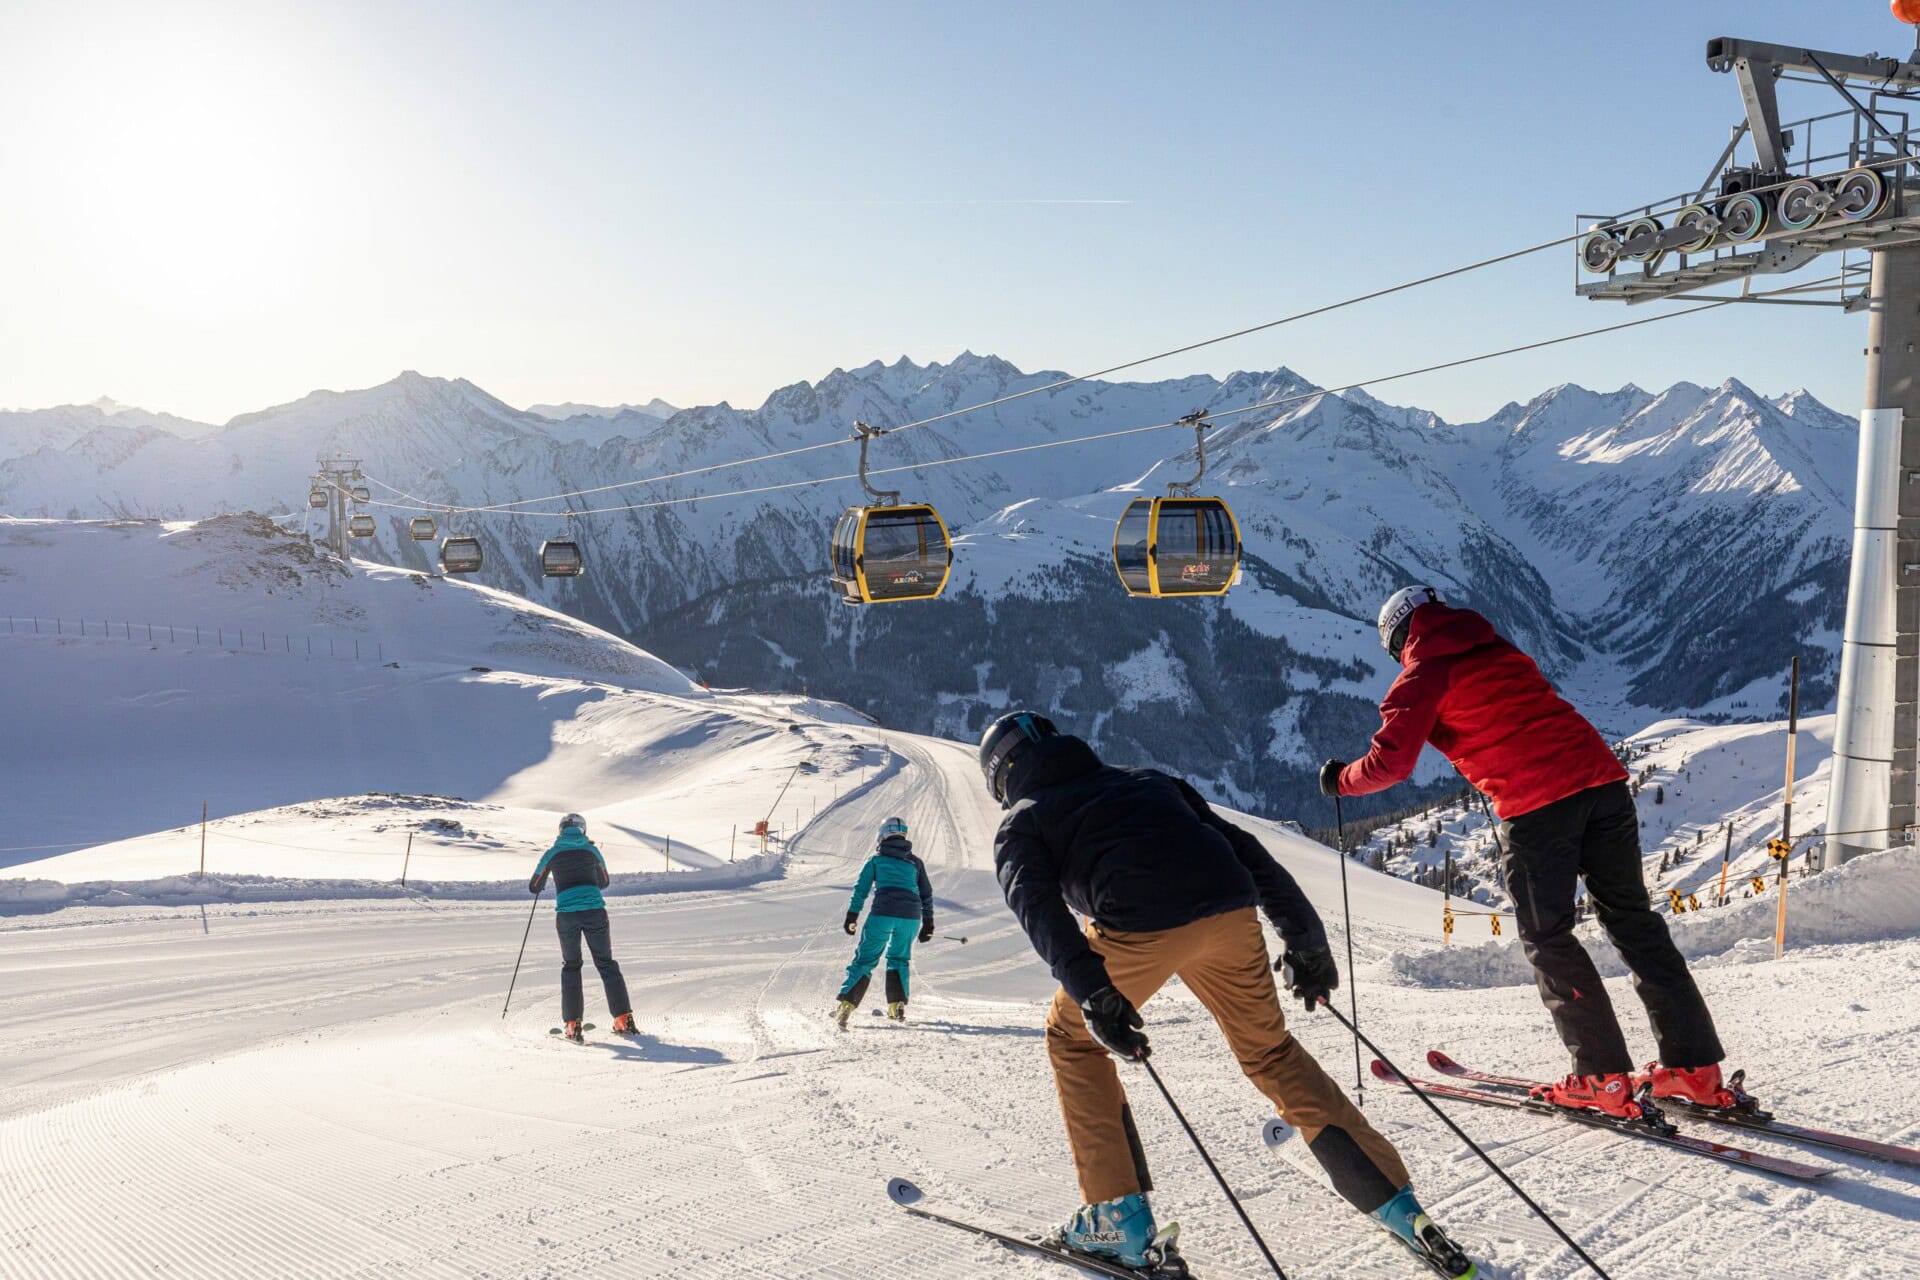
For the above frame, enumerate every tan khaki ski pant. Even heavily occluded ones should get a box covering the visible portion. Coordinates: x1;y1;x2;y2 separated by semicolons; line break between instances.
1047;906;1408;1204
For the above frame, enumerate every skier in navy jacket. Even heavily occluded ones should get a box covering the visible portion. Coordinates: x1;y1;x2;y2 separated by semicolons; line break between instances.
979;712;1475;1278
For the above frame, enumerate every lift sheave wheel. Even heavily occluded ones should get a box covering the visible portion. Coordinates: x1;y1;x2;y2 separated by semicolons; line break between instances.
1579;229;1622;274
1621;217;1664;262
1833;167;1888;222
1112;496;1242;598
540;539;584;578
347;514;376;538
1671;204;1718;252
830;504;953;604
1775;178;1829;232
1718;191;1769;243
408;517;437;541
439;535;483;574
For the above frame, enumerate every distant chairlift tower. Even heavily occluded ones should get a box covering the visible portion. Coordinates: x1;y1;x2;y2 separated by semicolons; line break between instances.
314;455;366;563
1573;23;1920;870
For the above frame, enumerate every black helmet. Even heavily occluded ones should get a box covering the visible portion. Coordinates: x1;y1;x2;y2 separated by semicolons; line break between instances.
978;711;1059;806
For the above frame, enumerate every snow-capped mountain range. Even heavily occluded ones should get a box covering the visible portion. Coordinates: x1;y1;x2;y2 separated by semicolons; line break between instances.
0;355;1856;818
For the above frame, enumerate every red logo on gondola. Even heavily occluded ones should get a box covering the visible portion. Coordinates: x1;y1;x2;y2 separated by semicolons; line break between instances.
1181;563;1214;580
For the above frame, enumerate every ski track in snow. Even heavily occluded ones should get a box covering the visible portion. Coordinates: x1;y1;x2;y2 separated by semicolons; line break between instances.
5;728;1920;1278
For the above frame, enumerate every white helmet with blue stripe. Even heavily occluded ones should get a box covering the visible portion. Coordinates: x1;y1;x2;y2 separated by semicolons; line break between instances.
878;816;909;841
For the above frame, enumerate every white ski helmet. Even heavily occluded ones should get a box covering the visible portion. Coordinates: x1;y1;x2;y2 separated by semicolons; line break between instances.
1377;585;1445;659
559;812;586;832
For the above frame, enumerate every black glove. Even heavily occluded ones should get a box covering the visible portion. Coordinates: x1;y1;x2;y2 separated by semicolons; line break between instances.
1082;986;1150;1061
1278;947;1339;1012
528;873;546;895
843;911;859;935
919;920;935;943
1319;759;1346;798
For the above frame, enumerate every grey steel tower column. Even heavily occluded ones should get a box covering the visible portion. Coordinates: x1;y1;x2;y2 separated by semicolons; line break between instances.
1827;244;1920;867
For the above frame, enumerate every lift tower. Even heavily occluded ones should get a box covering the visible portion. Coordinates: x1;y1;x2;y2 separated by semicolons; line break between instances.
314;455;365;562
1575;23;1920;870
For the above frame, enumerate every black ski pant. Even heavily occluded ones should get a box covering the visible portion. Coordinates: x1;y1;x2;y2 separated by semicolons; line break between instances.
1499;780;1724;1077
556;908;631;1023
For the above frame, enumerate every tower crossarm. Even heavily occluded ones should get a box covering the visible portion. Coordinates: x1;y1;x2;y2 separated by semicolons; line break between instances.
1708;37;1920;171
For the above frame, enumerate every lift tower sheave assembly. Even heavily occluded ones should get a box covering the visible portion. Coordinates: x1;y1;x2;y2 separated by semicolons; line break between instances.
1575;21;1920;870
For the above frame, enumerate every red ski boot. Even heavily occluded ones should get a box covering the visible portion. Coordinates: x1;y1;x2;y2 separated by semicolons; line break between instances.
1637;1062;1768;1117
1529;1072;1647;1121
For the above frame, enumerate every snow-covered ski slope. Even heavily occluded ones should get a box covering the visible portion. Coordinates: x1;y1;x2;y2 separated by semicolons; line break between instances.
6;519;1920;1278
0;515;866;872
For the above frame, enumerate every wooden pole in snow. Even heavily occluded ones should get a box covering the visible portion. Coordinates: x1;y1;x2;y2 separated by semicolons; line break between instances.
198;801;207;878
1716;822;1733;908
401;832;414;886
1775;657;1800;959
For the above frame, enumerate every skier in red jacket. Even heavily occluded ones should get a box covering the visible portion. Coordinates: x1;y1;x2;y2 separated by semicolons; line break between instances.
1324;586;1749;1124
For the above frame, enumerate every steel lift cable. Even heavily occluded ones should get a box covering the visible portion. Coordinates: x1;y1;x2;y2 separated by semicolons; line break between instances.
350;290;1763;523
418;230;1593;517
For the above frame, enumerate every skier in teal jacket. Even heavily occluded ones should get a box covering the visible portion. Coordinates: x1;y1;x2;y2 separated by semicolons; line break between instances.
530;813;635;1043
834;817;935;1027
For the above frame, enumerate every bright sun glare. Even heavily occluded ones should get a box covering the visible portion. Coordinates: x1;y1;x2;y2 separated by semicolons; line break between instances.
9;7;364;318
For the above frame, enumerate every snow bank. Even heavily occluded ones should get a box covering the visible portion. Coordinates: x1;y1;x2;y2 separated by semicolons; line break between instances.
0;851;786;916
1389;844;1920;988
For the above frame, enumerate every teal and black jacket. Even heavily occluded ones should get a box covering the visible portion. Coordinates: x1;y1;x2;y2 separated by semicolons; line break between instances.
848;836;934;924
530;825;610;913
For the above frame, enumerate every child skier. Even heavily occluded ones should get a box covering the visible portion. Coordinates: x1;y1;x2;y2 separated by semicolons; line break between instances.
833;817;935;1028
979;711;1475;1279
529;813;636;1044
1324;586;1742;1123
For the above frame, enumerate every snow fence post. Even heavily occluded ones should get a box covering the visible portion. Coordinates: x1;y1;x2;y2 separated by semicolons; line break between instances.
400;832;413;886
663;838;671;872
197;801;207;879
730;826;736;862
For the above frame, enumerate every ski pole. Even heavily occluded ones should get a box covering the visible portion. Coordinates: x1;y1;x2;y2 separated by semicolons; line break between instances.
1140;1057;1288;1280
937;934;969;944
1331;792;1363;1101
501;887;542;1019
1316;1001;1613;1280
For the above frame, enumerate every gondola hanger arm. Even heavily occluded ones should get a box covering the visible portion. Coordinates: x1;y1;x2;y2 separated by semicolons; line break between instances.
1166;410;1210;497
853;420;902;507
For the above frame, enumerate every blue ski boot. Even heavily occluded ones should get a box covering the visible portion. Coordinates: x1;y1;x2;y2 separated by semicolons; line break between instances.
1372;1185;1477;1279
1049;1193;1187;1276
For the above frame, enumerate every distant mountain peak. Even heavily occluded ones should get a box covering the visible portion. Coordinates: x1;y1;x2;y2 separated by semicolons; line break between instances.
526;398;677;422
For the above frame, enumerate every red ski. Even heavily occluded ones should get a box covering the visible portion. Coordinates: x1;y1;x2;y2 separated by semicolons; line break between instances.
1426;1050;1920;1170
1369;1060;1834;1181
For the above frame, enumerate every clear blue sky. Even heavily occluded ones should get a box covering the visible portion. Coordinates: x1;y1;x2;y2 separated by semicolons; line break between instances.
0;0;1908;423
